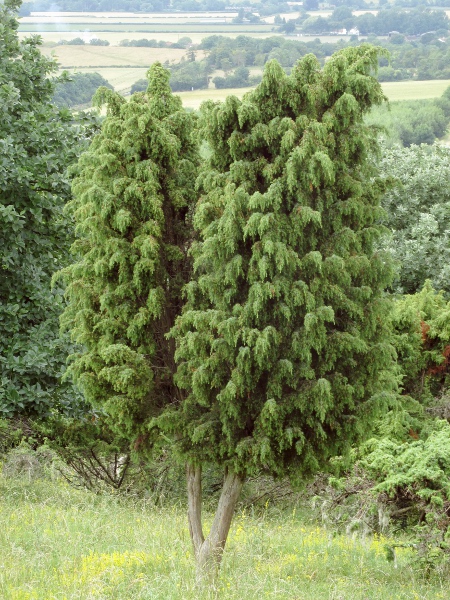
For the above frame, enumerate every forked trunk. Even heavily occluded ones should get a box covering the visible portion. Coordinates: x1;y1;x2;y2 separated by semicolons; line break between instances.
186;463;244;581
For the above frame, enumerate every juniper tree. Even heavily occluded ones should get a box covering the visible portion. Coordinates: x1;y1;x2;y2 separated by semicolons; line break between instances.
59;63;199;445
168;45;397;573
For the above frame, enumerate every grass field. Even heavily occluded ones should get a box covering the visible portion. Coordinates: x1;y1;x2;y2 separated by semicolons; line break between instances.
1;475;447;600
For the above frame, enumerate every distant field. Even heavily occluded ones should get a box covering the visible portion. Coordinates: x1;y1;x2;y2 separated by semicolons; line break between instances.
19;22;274;33
26;10;240;21
176;79;450;110
41;45;204;68
177;87;253;109
381;79;450;101
62;67;150;93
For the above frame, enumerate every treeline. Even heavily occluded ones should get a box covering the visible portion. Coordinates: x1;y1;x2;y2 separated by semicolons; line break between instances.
20;0;288;15
201;34;450;82
134;33;450;95
57;37;110;45
53;72;113;108
300;6;449;35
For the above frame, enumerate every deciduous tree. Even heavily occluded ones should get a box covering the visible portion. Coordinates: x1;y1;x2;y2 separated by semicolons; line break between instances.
0;0;91;417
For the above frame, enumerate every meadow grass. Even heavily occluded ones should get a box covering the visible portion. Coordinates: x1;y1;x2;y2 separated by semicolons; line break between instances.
0;475;447;600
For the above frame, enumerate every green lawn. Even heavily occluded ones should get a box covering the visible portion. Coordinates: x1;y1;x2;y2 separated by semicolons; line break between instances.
0;476;447;600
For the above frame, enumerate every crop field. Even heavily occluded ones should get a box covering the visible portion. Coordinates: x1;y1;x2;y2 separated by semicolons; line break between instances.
1;476;447;600
40;45;204;68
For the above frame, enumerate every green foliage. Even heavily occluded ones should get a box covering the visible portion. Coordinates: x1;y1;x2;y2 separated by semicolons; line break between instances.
169;46;397;480
0;0;93;417
392;282;450;400
213;66;262;90
361;420;450;569
169;60;211;92
53;72;114;109
367;98;450;147
379;144;450;293
59;63;199;447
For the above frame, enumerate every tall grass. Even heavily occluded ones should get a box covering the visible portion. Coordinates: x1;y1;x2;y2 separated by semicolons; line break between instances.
0;475;447;600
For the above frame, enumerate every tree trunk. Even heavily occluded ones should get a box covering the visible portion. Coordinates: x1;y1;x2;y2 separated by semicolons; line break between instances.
186;463;244;582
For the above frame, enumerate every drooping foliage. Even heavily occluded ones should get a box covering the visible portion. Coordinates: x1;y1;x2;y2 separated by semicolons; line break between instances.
59;64;199;446
169;45;397;481
0;0;90;417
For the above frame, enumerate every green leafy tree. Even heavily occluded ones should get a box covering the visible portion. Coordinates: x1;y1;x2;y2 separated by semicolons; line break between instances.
379;144;450;295
59;63;199;446
168;45;397;574
0;0;91;417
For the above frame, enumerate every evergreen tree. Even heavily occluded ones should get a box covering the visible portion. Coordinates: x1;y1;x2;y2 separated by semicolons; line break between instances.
0;0;90;417
59;63;199;445
168;45;397;573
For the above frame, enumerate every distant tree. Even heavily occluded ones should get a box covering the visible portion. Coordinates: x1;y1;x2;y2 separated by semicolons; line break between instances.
89;38;110;46
53;72;113;108
59;37;85;45
303;0;319;9
130;77;147;94
279;20;297;34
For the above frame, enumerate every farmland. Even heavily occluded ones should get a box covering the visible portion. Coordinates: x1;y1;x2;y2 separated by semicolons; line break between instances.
17;10;359;44
40;45;205;68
